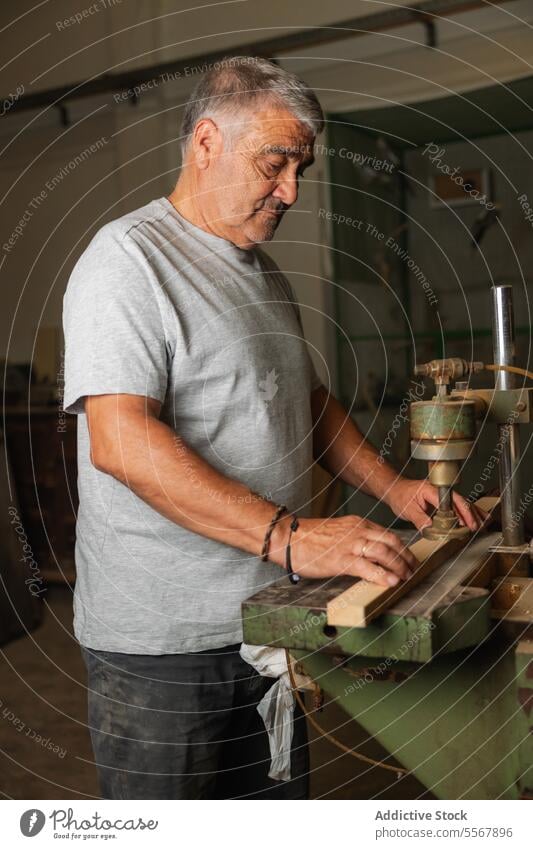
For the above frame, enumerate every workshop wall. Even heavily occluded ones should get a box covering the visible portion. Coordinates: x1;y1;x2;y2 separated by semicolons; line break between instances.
405;129;533;360
2;0;533;386
404;128;533;503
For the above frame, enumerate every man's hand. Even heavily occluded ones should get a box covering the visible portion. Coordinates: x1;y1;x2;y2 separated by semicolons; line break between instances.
385;478;485;532
272;514;419;588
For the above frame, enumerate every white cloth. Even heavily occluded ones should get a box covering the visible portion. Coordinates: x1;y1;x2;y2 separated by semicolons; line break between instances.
240;643;313;781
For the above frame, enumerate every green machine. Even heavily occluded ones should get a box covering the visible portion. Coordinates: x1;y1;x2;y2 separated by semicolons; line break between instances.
242;285;533;799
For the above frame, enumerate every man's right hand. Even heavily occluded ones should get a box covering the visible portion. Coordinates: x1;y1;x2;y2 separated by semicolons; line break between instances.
272;515;418;587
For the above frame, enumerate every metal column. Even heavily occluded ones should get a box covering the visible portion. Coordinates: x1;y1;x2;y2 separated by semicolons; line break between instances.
491;285;525;546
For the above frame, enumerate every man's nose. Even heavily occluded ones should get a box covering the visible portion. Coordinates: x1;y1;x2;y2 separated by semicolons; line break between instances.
272;177;298;207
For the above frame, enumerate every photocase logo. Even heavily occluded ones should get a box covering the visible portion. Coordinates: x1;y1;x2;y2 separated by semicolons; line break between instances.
258;368;279;404
256;368;280;422
20;809;45;837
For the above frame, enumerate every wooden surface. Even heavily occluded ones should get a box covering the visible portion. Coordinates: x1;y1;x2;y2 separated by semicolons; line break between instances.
327;535;469;628
326;496;500;629
389;532;498;616
473;495;500;523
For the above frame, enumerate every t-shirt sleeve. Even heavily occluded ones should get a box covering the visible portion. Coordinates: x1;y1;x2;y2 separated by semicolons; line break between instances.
62;226;173;415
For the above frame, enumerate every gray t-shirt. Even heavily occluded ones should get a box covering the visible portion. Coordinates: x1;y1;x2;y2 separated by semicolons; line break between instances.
63;196;321;654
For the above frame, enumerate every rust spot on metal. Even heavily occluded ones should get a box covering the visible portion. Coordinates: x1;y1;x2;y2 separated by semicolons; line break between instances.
313;686;325;712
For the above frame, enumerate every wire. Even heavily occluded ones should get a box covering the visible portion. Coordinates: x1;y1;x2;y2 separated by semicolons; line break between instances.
485;363;533;382
285;649;408;778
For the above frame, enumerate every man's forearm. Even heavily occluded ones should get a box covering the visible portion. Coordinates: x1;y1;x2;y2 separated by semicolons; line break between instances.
86;395;290;567
84;393;421;586
311;385;400;502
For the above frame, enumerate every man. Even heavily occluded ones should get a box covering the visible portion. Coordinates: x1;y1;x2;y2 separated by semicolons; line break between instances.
63;56;480;800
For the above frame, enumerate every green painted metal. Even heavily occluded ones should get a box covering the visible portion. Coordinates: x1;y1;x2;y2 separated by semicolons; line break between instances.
450;388;533;426
294;632;530;799
242;548;532;797
514;640;533;797
242;578;490;663
245;602;432;661
410;399;476;441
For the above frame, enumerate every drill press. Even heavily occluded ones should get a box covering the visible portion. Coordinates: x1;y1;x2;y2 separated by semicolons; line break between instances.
410;285;531;568
410;358;482;540
242;288;533;800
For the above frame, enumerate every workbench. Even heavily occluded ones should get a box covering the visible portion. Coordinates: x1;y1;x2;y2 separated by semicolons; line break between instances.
242;531;533;799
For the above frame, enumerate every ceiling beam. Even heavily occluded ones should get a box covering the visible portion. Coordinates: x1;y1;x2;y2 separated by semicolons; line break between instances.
2;0;515;116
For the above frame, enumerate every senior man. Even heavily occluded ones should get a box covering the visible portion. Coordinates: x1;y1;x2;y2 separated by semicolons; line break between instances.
63;56;479;800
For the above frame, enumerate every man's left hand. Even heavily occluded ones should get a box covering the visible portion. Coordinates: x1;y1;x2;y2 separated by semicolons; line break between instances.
385;478;485;533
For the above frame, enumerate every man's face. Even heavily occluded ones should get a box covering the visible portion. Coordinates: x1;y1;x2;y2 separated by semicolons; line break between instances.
201;106;315;248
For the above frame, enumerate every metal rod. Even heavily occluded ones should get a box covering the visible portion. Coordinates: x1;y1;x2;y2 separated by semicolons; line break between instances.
492;285;517;391
491;285;524;546
438;485;452;513
497;424;523;543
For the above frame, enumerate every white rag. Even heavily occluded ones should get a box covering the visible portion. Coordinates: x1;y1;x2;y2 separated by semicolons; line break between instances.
239;643;313;781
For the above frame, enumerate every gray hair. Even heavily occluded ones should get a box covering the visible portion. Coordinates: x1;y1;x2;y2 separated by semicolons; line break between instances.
180;56;324;155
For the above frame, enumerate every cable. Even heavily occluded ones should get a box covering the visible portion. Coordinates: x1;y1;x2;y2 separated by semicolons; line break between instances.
285;649;407;778
485;363;533;382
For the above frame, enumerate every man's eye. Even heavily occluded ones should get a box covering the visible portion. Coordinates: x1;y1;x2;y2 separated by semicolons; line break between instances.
263;159;284;175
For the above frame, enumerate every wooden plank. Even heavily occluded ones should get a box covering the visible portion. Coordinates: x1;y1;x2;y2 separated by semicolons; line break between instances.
390;532;498;616
473;495;500;518
390;556;493;618
326;496;500;629
327;536;468;628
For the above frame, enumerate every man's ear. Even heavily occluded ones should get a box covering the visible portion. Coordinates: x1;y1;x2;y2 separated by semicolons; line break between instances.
191;118;222;170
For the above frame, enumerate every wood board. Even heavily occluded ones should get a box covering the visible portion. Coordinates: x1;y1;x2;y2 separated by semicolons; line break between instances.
327;535;468;628
473;495;500;524
326;495;500;629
